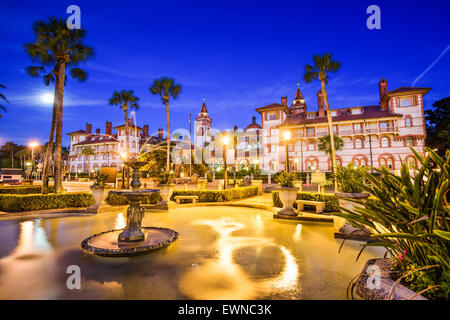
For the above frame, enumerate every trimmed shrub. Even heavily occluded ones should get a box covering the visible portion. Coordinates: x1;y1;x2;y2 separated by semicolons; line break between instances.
0;192;94;212
170;186;259;203
0;185;44;194
272;191;340;213
105;192;162;206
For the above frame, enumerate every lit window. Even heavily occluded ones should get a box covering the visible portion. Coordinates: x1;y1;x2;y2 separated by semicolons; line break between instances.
331;110;337;116
351;108;361;115
355;139;363;149
381;137;389;147
380;121;388;128
387;158;393;169
405;117;412;127
406;137;414;147
307;113;315;119
308;141;315;151
400;98;411;107
307;127;315;136
407;157;416;168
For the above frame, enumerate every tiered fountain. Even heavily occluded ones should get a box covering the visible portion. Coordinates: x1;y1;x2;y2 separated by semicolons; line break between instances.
81;159;179;257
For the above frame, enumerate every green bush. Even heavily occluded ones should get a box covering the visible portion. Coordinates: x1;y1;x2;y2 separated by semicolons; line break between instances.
333;162;368;193
0;192;94;212
272;191;340;213
105;192;162;206
334;148;450;300
171;186;259;203
0;186;43;194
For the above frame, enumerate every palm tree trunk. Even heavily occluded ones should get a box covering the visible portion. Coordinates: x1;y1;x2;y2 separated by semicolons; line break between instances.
11;152;14;168
54;62;66;194
123;106;129;188
88;156;91;178
165;101;170;171
320;78;338;192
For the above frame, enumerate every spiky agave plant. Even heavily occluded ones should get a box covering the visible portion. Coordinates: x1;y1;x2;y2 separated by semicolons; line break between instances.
335;147;450;299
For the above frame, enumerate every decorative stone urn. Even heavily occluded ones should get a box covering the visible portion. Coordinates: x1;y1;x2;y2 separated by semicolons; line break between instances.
90;185;105;207
156;183;175;209
277;187;299;216
197;178;207;190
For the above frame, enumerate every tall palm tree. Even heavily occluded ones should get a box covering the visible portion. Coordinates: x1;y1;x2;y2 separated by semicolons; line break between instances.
304;53;341;192
109;90;140;188
0;84;8;119
149;77;181;171
81;146;95;177
25;17;94;194
318;134;344;164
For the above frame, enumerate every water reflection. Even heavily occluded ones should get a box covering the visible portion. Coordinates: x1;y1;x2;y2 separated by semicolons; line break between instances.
293;224;302;241
179;217;300;299
115;212;126;229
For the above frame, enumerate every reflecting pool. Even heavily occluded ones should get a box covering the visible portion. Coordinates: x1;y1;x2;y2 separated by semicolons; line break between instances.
0;207;384;299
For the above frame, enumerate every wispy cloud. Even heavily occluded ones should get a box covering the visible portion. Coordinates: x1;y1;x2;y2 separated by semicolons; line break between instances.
412;44;450;86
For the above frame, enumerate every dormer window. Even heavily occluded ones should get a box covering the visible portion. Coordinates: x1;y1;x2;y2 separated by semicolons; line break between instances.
400;98;411;107
306;113;315;119
351;108;361;115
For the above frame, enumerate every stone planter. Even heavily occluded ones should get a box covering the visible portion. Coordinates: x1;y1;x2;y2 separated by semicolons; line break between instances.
197;179;207;190
90;185;105;207
251;179;263;195
293;180;303;191
156;184;175;209
355;258;427;300
277;187;299;216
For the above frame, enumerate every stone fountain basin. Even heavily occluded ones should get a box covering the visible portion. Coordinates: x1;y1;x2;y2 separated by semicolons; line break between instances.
81;227;179;257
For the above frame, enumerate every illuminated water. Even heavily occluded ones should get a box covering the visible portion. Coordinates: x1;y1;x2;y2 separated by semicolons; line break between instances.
0;207;384;299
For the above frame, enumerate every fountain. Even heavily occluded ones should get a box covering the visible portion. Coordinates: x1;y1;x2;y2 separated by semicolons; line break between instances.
81;159;179;257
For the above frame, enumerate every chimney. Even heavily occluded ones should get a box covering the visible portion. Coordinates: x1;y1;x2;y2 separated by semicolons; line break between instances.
127;118;133;127
281;96;288;106
96;128;100;135
379;78;388;110
86;123;92;134
142;124;149;137
105;121;112;135
317;89;325;117
158;128;163;140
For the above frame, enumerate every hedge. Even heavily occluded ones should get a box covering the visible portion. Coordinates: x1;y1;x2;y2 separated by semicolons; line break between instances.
272;191;340;213
0;192;95;212
170;186;259;203
105;192;162;206
0;185;45;194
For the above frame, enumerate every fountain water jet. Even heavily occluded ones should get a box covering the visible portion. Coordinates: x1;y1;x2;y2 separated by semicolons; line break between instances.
81;158;179;257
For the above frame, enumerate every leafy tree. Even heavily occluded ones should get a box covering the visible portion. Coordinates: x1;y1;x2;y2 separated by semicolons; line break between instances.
150;77;181;171
304;53;341;191
139;149;167;177
0;84;8;118
25;17;94;193
81;146;95;177
425;96;450;157
318;134;344;156
0;142;19;168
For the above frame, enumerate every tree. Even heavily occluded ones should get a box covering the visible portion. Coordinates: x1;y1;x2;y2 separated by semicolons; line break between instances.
25;17;94;194
109;90;140;188
425;96;450;157
0;84;8;118
81;146;95;177
150;77;181;171
318;134;344;157
304;53;341;191
0;142;19;168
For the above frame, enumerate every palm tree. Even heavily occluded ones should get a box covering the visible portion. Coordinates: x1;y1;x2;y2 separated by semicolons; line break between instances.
0;84;8;119
81;146;95;177
304;53;341;192
109;90;140;188
318;134;344;162
25;17;94;194
149;77;181;171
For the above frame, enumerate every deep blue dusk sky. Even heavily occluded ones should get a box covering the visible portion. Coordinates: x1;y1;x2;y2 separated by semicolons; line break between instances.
1;0;449;146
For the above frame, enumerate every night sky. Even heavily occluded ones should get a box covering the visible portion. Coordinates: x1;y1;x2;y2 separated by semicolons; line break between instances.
1;0;449;146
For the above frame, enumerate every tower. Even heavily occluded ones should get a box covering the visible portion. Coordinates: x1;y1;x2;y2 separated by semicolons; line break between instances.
290;82;307;114
195;98;212;148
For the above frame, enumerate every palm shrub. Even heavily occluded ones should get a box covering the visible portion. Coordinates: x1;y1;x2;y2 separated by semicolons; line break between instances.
276;172;296;187
333;162;368;193
335;148;450;299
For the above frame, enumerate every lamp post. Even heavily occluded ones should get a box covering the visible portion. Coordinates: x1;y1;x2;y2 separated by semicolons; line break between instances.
28;141;38;180
223;134;229;190
283;130;291;173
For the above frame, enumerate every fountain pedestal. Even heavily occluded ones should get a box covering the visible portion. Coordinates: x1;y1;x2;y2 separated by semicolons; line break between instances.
80;159;179;257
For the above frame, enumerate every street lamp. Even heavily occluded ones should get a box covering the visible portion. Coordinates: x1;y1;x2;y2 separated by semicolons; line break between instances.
283;130;291;172
120;152;128;189
223;134;229;190
28;141;39;179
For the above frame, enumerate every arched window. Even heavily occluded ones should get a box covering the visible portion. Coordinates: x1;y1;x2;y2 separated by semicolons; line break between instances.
308;141;315;151
381;137;390;148
407;156;416;168
355;138;363;149
306;158;318;171
406;137;414;147
405;117;412;127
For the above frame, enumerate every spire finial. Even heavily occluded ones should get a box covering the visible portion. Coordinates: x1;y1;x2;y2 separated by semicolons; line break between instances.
297;81;300;88
203;97;205;102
